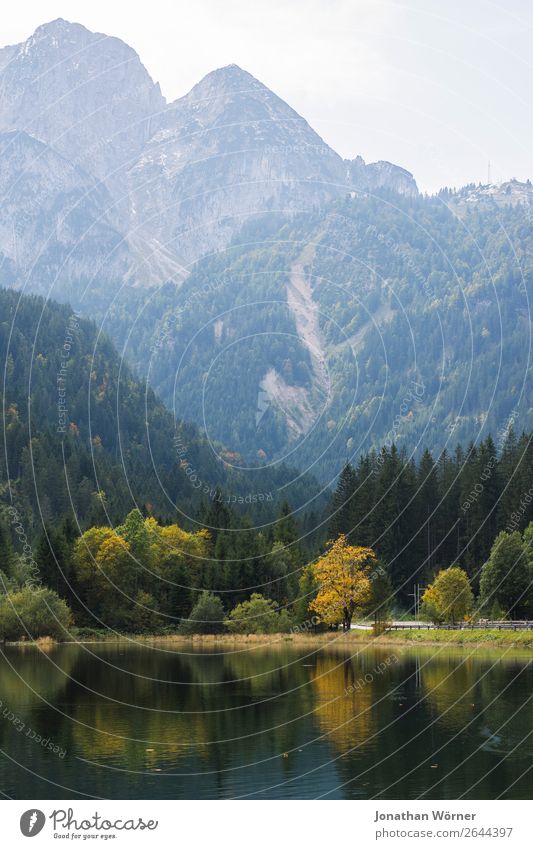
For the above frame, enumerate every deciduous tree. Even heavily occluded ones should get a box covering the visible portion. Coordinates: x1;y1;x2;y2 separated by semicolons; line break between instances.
421;566;473;624
310;535;375;630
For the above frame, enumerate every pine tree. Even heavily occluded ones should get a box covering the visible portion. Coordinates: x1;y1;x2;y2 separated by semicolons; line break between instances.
0;521;15;580
35;526;71;596
328;464;357;540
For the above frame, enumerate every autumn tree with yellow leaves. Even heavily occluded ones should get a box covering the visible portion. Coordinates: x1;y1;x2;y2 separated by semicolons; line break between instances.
71;510;210;628
309;535;376;630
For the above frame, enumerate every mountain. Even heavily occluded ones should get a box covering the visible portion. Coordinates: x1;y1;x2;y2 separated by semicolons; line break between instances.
0;287;326;537
0;19;164;181
101;187;532;481
0;130;134;293
0;19;530;484
123;63;345;270
0;19;418;288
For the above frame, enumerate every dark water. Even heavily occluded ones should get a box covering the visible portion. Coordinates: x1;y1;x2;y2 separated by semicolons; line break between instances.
0;641;531;799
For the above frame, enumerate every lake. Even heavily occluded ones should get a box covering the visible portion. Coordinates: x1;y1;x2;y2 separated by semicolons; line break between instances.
0;641;531;799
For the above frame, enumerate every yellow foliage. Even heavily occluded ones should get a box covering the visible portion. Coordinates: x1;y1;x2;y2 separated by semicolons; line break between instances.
96;533;131;584
311;656;373;752
310;535;376;629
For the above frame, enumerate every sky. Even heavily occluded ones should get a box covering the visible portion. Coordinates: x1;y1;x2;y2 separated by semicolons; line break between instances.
1;0;532;192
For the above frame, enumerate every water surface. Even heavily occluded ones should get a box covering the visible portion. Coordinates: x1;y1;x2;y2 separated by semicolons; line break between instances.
0;641;531;799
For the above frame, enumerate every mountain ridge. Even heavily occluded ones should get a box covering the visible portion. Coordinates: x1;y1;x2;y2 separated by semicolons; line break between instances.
0;18;419;289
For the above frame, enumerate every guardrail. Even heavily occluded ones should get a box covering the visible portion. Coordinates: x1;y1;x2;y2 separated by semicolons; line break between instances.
386;621;533;631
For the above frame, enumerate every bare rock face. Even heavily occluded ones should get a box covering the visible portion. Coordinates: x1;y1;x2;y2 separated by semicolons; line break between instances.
0;19;164;182
0;19;420;290
347;155;418;197
124;64;347;268
0;130;133;294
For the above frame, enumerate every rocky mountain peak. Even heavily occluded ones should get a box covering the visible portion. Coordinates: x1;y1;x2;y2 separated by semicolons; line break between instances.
347;155;418;197
165;61;310;135
0;18;423;287
189;63;265;95
31;17;92;41
0;18;165;180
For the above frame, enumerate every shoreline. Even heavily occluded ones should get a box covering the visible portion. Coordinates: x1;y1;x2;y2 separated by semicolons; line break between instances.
5;628;533;651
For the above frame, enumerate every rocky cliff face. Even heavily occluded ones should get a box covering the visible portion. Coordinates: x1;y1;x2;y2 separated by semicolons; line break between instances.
0;18;420;291
0;130;132;293
124;64;347;268
347;155;418;197
0;19;164;181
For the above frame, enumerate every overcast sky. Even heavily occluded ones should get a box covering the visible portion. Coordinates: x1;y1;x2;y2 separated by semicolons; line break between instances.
2;0;532;192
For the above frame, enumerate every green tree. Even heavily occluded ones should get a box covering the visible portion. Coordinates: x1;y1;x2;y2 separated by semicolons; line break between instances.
367;565;394;625
0;521;15;579
479;531;530;618
225;593;292;634
35;526;71;596
293;566;319;626
265;540;298;604
126;591;161;633
421;566;474;624
180;591;225;634
328;464;357;539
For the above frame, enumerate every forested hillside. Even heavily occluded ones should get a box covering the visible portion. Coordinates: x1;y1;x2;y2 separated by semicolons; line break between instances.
0;288;326;540
92;185;533;481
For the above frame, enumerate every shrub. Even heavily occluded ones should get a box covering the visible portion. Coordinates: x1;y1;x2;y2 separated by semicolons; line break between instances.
126;591;162;633
180;592;225;635
225;593;292;634
0;586;73;641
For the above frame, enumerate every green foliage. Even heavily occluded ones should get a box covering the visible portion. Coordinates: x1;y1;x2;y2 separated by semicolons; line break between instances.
368;567;395;623
0;586;73;640
180;591;225;635
293;566;319;626
34;527;71;596
0;520;15;578
0;288;325;541
71;512;210;630
479;531;531;618
327;433;533;601
421;567;474;624
126;591;161;633
225;593;293;634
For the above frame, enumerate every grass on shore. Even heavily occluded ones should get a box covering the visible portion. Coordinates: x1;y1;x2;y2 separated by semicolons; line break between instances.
369;627;533;648
6;628;533;650
65;627;533;650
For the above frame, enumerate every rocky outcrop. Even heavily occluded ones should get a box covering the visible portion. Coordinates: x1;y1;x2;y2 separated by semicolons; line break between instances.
347;155;418;197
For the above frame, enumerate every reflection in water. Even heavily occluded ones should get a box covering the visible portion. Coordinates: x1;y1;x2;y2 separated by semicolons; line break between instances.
311;656;374;753
0;643;531;799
